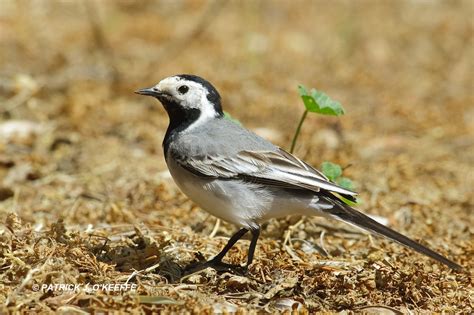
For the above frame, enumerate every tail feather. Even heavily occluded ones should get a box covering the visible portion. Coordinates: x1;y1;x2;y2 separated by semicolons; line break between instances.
323;197;462;271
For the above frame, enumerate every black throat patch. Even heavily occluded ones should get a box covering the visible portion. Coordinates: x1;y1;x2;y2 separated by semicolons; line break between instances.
161;98;202;155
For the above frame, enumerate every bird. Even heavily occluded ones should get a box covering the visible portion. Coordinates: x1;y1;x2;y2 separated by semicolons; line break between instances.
135;74;462;274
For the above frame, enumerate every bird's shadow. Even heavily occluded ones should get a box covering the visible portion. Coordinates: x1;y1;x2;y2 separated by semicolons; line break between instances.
85;229;183;282
87;228;247;283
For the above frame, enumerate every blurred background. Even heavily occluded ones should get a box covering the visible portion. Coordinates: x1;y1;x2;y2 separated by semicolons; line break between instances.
0;0;472;312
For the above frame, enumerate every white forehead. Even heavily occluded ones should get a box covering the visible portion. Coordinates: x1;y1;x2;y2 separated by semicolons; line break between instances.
155;76;205;92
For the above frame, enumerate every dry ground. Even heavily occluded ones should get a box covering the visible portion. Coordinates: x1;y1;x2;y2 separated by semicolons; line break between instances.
0;1;472;313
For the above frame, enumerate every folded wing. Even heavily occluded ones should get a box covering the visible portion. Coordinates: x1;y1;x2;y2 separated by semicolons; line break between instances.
178;148;358;200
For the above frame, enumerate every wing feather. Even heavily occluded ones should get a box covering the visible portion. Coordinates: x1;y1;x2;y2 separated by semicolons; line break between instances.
178;148;358;197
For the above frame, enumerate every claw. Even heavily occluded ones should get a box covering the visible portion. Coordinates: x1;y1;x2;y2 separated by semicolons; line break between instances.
180;227;260;278
182;258;248;276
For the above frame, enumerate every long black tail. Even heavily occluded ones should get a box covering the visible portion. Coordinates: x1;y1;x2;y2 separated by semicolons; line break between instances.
322;196;462;271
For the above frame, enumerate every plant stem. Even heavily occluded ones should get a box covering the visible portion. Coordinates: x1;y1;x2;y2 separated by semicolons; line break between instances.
290;109;308;153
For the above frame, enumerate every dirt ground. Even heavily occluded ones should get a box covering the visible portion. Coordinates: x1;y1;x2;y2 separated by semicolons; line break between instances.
0;1;472;313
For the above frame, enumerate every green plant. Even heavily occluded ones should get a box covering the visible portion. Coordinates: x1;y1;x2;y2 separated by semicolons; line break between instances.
290;85;345;153
292;85;356;194
320;161;353;191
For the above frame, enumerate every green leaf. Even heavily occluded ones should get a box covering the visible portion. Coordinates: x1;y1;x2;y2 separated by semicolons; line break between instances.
298;85;345;116
336;177;354;190
138;296;184;305
224;111;242;125
321;161;342;182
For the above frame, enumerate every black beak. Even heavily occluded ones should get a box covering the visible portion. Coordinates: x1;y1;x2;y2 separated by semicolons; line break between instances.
135;87;161;97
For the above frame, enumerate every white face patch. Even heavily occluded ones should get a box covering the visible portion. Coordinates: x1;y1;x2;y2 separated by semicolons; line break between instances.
155;76;218;130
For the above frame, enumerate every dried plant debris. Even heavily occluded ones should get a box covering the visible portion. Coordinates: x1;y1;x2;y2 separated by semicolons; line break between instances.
0;1;473;313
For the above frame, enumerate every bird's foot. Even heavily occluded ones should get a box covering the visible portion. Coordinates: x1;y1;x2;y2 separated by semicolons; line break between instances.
182;256;248;276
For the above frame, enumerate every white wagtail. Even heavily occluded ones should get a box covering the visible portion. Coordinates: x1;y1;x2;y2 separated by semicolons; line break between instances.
136;74;461;273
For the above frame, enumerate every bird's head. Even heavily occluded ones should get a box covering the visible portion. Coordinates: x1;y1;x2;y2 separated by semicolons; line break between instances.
136;74;224;123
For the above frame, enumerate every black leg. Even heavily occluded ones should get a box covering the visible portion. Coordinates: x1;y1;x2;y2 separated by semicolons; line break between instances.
246;227;260;267
183;228;249;275
211;228;248;263
182;226;262;276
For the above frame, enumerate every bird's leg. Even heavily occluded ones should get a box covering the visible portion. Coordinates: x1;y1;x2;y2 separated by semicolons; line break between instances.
207;227;261;274
209;228;249;264
245;227;260;267
183;228;248;275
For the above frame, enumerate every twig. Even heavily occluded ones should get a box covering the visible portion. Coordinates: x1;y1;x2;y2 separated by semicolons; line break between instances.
291;237;328;257
308;220;365;236
283;244;302;262
173;284;198;290
311;260;361;269
319;230;330;257
283;218;304;246
283;218;305;262
209;218;220;238
125;261;162;284
368;234;376;247
259;267;266;283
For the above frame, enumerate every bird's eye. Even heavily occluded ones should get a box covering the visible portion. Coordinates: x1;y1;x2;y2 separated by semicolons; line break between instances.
178;85;189;94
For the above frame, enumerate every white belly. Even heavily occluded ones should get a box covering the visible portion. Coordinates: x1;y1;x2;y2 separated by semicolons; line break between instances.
165;157;327;229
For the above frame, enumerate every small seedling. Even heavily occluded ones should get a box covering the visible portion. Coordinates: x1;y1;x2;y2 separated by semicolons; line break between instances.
291;84;357;197
290;85;345;154
320;161;353;191
298;85;345;116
